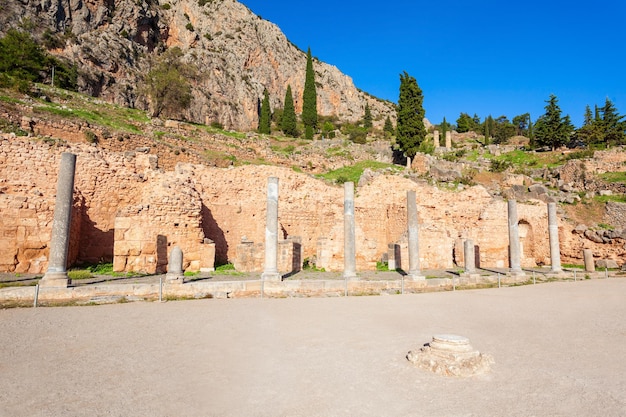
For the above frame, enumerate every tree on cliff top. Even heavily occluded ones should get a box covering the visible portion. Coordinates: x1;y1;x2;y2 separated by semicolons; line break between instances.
258;88;271;134
281;85;298;137
302;47;318;139
395;71;426;157
143;47;196;119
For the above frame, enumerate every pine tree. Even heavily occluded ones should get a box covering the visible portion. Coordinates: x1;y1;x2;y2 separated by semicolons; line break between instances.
383;116;394;135
302;47;317;139
601;97;626;146
363;103;373;129
396;71;426;157
534;94;570;150
258;88;271;134
281;85;298;137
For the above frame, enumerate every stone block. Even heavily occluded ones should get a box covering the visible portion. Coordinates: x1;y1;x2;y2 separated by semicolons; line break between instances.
595;259;619;269
113;256;127;272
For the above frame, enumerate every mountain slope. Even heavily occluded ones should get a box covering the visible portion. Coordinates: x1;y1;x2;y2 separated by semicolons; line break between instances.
0;0;395;130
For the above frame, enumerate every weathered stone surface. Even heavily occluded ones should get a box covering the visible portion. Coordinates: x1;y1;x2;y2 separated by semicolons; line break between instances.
407;335;493;377
595;259;619;269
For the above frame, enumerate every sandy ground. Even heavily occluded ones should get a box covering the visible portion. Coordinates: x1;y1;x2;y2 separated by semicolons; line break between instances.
0;279;625;417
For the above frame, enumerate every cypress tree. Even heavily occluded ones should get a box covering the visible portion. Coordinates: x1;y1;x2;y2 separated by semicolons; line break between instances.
258;88;271;134
383;116;394;135
441;116;448;143
302;47;317;139
395;71;426;157
363;103;373;128
281;85;297;137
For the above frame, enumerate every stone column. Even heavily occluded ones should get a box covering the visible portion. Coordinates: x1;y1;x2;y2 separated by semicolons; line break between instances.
433;130;440;148
464;239;476;273
547;202;562;273
583;249;595;272
343;181;357;279
166;246;184;284
407;190;424;280
262;177;281;282
507;199;524;275
445;131;452;149
40;152;76;288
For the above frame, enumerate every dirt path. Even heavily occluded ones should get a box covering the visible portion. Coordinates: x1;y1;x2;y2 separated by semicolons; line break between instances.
1;279;625;416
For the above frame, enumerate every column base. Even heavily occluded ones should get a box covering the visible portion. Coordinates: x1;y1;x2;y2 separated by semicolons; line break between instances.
343;271;359;280
39;271;71;288
407;273;425;281
460;273;480;282
261;272;282;282
166;273;184;284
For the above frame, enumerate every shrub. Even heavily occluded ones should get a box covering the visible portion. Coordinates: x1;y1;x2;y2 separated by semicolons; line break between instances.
185;23;195;32
161;3;171;9
489;159;511;173
84;130;98;144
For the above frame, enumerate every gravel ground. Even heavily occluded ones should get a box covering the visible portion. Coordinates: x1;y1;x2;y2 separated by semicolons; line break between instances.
1;279;624;417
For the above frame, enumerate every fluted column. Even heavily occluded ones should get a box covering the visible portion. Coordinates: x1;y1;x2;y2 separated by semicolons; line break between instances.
548;202;562;272
407;190;424;280
343;182;357;279
262;177;281;282
40;152;76;288
507;199;524;275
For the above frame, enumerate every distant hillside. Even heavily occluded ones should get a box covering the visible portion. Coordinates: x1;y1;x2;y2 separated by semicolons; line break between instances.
0;0;395;130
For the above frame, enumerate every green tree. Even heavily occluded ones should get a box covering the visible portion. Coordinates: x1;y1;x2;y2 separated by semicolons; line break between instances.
493;115;516;144
302;47;317;139
383;116;394;135
440;116;449;143
143;47;195;118
483;115;494;145
512;113;530;136
0;29;45;82
575;105;604;145
534;94;570;150
363;103;373;129
600;98;625;146
396;71;426;157
281;84;298;137
258;88;271;134
456;112;475;133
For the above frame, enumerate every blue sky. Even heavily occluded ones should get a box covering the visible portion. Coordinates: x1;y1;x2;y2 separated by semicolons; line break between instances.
238;0;626;127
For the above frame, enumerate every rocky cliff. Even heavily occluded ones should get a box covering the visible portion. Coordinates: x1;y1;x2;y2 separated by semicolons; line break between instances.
0;0;395;130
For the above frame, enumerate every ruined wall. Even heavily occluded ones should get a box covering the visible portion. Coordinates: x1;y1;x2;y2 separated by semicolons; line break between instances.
2;136;620;274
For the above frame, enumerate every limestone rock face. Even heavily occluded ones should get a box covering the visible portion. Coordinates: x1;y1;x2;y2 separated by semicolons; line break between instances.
0;0;396;130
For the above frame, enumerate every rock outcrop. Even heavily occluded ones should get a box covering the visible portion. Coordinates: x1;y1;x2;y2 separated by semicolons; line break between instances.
0;0;396;130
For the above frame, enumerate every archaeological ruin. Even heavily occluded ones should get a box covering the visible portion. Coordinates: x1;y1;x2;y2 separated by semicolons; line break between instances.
1;135;625;284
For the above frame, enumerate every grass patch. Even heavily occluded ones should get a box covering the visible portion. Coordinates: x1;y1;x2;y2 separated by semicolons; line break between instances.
599;171;626;184
184;271;200;277
317;161;401;185
594;194;626;204
213;263;244;276
67;269;92;280
562;263;585;269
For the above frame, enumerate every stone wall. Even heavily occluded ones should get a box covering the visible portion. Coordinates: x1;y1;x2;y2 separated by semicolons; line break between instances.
1;136;623;274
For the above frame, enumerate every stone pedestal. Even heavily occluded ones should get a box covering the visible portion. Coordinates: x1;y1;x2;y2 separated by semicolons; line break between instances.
583;249;595;272
343;182;357;279
407;334;493;377
40;153;77;288
407;190;425;280
262;177;281;282
387;243;398;271
507;199;524;275
166;246;184;284
460;239;480;280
